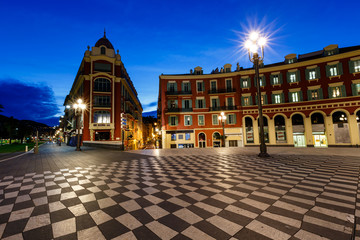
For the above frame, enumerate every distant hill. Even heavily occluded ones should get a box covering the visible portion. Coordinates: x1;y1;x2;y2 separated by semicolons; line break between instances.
142;110;157;117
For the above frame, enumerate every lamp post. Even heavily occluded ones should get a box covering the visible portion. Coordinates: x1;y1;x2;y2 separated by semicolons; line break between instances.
218;112;226;147
245;32;270;157
73;99;86;151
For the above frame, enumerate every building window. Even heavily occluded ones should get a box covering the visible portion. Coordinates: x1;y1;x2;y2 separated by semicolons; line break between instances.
210;81;217;91
101;47;106;55
354;60;360;73
242;96;251;106
211;98;219;108
184;115;192;126
289;73;296;83
226;79;232;90
330;86;344;98
212;114;219;125
198;115;205;126
94;62;111;72
183;82;191;92
227;114;236;124
197;81;204;92
227;98;234;107
196;99;205;108
171;134;176;141
94;78;111;92
168;82;177;92
185;133;191;140
353;83;360;96
178;134;184;140
241;78;250;88
310;90;318;100
309;70;316;80
94;95;111;107
272;75;279;85
274;94;281;104
93;111;110;123
261;95;264;105
329;65;338;76
169;116;178;126
290;92;300;102
183;99;191;109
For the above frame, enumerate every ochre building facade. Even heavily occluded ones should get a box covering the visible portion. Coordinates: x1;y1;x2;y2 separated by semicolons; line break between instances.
158;44;360;149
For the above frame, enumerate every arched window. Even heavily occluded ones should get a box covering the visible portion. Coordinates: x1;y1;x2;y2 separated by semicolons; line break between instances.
94;111;110;123
94;78;111;92
101;47;106;55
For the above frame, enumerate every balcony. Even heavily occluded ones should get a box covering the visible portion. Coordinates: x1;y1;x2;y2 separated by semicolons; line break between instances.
165;90;192;95
209;106;237;111
93;103;111;108
167;108;193;113
208;88;236;94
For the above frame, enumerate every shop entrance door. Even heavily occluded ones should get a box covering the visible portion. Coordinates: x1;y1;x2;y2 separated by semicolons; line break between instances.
313;134;327;147
293;135;306;147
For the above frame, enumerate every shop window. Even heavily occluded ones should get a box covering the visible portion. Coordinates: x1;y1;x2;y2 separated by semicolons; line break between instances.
185;133;191;140
171;134;176;141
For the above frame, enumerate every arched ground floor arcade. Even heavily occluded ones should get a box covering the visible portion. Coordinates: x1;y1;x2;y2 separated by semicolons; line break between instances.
243;108;360;147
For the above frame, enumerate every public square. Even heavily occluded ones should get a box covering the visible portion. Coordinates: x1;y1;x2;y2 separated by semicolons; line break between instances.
0;144;359;239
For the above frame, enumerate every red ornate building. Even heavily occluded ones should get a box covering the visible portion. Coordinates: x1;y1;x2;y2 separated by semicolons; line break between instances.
158;44;360;148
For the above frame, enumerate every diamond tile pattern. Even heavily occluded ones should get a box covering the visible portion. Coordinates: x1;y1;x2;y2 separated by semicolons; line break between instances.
0;151;359;239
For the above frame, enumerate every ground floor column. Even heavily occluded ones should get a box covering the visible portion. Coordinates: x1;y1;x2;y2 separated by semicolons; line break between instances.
268;118;276;145
253;118;259;144
285;117;294;145
325;116;335;145
304;117;313;147
348;114;360;146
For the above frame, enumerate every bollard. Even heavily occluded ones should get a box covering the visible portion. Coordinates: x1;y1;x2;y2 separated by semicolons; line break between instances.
25;146;28;152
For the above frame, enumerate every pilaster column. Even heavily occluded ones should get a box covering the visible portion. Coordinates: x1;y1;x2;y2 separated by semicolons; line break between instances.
253;119;259;144
325;116;335;145
285;117;294;145
304;117;313;147
348;114;360;146
268;118;276;145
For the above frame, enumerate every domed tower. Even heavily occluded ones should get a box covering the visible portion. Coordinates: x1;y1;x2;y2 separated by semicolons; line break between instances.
64;32;143;149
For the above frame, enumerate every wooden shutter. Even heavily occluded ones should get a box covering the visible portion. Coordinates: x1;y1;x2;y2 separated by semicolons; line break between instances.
305;69;310;80
315;67;321;79
341;85;346;97
349;60;355;74
338;62;343;75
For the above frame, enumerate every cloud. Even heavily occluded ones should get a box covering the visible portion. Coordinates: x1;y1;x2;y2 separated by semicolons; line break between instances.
142;101;157;109
0;78;60;126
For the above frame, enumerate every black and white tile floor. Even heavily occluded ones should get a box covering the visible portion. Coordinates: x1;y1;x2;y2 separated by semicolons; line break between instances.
0;149;359;239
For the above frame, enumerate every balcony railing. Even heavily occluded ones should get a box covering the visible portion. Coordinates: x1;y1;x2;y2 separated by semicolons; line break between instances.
167;108;193;112
208;88;236;94
209;106;237;111
165;90;192;95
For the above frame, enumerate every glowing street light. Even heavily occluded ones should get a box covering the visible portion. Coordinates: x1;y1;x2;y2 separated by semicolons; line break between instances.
245;31;269;158
73;99;86;151
218;112;227;147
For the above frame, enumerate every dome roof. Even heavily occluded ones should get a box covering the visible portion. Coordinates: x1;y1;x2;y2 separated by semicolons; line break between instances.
95;31;114;49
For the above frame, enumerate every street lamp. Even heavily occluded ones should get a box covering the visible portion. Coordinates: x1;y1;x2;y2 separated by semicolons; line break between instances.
73;98;86;151
245;31;270;157
218;112;226;147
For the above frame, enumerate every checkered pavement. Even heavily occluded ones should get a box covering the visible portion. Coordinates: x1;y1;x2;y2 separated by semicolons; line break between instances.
0;153;358;239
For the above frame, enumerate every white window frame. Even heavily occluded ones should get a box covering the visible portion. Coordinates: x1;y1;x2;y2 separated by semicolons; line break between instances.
184;115;191;126
289;73;296;83
291;92;299;102
228;114;235;124
198;115;205;126
329;65;338;76
212;114;219;125
273;75;279;85
274;94;281;104
169;116;177;126
243;97;250;106
242;78;248;88
309;70;316;80
354;60;360;73
196;81;204;92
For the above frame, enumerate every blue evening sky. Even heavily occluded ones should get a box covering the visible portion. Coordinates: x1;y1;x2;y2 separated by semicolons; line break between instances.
0;0;359;126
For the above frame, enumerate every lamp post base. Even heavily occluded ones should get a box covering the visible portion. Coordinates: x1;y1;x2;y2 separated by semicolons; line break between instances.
258;152;270;158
